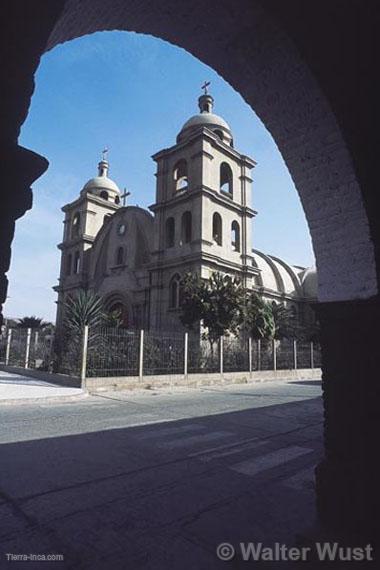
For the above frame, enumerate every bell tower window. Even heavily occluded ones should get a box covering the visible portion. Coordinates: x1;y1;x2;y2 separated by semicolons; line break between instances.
165;217;175;248
100;190;109;201
66;254;72;276
212;212;222;246
169;274;181;308
73;251;80;274
181;211;192;244
220;162;233;196
173;159;188;192
115;246;124;266
231;221;240;251
71;213;81;238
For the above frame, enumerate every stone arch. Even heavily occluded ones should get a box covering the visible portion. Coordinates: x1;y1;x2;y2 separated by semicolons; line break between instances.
2;0;380;543
103;292;131;328
42;0;377;303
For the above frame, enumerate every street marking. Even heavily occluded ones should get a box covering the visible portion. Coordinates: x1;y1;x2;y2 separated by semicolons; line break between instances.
188;436;261;457
134;423;205;440
189;438;268;462
231;445;314;476
159;431;235;449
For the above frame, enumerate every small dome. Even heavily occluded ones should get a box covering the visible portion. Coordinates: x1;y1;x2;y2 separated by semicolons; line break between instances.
177;91;233;145
81;157;121;200
301;267;318;298
181;112;231;133
83;176;120;193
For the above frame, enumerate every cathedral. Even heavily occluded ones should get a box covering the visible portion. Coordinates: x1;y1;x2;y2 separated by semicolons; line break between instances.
55;90;317;332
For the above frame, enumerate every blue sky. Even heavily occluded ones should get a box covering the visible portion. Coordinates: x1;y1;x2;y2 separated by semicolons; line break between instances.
6;31;314;322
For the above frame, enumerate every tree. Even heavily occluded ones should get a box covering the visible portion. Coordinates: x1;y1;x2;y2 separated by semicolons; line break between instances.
179;272;244;344
243;293;276;340
53;290;105;373
17;316;51;329
271;302;298;339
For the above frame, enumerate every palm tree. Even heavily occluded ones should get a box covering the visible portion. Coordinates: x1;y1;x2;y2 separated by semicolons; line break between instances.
63;290;105;333
17;316;50;329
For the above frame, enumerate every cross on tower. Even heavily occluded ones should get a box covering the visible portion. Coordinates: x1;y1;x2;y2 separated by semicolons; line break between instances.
102;148;109;161
120;188;131;206
201;81;210;95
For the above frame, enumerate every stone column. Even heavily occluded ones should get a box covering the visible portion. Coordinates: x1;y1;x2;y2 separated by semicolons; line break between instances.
315;297;380;545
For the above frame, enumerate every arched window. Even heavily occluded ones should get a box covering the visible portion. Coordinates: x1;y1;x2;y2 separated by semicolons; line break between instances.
73;251;80;274
66;254;72;276
214;129;224;142
220;162;233;196
71;213;81;238
114;195;120;205
100;190;109;201
169;274;181;308
173;159;188;192
115;246;124;266
108;302;129;328
212;212;222;245
181;211;192;244
165;217;175;248
231;221;240;251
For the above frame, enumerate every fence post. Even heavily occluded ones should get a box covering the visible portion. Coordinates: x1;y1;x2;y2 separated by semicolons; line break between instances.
219;336;224;379
139;329;144;382
80;325;89;388
293;339;297;370
248;337;253;379
34;330;39;351
5;329;12;365
184;332;188;381
272;339;277;371
257;339;261;371
310;341;314;369
25;328;32;369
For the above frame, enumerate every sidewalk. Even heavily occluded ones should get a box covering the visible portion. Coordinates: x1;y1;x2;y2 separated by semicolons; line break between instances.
0;370;86;404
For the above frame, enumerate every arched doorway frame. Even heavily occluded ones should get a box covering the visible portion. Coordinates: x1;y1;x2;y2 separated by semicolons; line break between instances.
41;0;378;304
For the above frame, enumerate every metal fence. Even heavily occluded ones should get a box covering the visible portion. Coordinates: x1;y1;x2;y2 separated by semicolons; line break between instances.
0;328;54;370
0;327;322;381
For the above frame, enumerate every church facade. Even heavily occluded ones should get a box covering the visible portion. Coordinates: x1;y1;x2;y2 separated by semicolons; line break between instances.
55;91;317;332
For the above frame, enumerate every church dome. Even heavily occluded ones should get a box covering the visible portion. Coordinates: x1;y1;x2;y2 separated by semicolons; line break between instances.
180;112;231;133
252;249;303;297
81;155;121;202
177;90;233;145
301;267;318;298
83;175;120;193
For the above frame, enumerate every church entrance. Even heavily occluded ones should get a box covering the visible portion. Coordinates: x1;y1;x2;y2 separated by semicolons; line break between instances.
107;302;129;329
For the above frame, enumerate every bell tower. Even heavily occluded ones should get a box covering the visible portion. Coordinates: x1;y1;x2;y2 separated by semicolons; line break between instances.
55;154;121;326
149;88;259;331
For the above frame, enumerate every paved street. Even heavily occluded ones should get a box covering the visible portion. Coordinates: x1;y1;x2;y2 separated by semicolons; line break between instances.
0;379;323;569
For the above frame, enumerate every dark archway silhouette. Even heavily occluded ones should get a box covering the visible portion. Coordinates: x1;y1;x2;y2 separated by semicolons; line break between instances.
1;0;380;547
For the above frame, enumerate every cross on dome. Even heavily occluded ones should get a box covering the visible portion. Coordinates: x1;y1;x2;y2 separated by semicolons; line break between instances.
201;81;211;95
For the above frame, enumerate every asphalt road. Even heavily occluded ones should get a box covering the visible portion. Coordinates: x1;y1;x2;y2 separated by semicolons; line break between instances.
0;379;323;569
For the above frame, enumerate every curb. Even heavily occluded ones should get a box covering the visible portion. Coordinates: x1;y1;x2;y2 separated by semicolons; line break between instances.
0;391;88;406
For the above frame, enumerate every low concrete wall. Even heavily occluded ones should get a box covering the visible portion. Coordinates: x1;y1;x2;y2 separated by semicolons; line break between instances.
0;365;81;388
85;368;321;392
